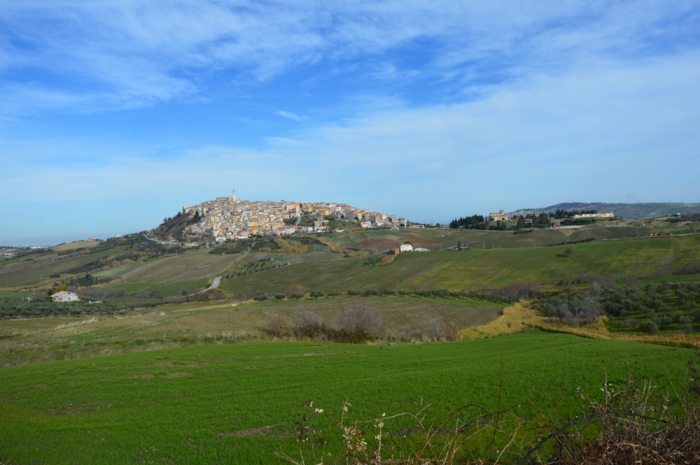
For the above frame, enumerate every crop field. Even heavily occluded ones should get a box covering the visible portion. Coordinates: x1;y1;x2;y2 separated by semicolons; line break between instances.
106;277;210;297
51;240;102;252
0;297;503;366
98;248;244;283
220;235;700;295
0;332;692;464
331;221;652;253
0;247;127;288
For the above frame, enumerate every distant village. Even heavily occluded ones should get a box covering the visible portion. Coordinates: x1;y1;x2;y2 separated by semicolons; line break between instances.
182;189;409;242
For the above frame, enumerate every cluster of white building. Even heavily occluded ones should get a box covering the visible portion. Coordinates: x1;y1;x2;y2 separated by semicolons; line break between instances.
182;189;409;242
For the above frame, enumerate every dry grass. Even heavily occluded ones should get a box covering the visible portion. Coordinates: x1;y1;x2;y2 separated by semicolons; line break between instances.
461;302;700;349
52;240;102;251
315;236;345;253
274;238;309;254
0;297;503;365
460;303;534;340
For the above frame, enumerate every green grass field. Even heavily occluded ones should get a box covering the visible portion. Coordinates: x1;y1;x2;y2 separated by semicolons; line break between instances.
0;332;692;464
220;235;700;295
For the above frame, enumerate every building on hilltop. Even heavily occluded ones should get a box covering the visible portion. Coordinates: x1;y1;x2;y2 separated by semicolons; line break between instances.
490;210;509;222
573;212;614;219
231;189;237;203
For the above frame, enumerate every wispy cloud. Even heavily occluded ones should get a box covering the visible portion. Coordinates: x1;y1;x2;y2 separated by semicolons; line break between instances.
1;1;698;114
2;50;698;243
275;110;303;121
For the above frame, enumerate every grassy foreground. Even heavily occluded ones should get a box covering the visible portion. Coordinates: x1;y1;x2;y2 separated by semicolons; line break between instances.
0;332;692;464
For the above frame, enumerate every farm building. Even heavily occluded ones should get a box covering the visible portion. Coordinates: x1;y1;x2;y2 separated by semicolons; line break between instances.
400;243;414;252
52;291;80;303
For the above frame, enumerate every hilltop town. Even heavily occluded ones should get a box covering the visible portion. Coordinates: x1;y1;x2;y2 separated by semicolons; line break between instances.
180;189;409;242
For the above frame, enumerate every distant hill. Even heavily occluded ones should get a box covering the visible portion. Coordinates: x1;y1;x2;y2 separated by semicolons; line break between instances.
509;202;700;220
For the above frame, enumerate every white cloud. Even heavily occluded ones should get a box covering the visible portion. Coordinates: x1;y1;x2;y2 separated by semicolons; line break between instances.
0;1;698;114
2;50;698;242
275;111;303;121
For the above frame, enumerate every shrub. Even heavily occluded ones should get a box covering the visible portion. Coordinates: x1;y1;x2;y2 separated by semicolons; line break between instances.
639;320;659;334
327;290;341;297
428;318;460;341
275;294;285;300
380;288;395;296
266;312;289;337
347;289;361;296
336;306;384;338
290;311;325;339
254;295;267;302
291;293;305;300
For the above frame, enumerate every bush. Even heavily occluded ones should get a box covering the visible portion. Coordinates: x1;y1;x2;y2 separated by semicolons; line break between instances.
254;295;267;302
336;306;384;338
381;289;396;296
290;311;325;339
291;293;305;300
327;290;341;297
428;318;460;341
639;320;659;334
275;294;285;300
309;291;324;299
347;289;361;296
266;312;289;337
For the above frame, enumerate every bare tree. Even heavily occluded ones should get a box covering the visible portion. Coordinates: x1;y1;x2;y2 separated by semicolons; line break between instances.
266;312;289;338
336;306;384;338
290;311;325;339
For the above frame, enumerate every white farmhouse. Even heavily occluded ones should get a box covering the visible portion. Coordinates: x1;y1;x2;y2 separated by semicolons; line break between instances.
400;243;414;252
52;291;80;302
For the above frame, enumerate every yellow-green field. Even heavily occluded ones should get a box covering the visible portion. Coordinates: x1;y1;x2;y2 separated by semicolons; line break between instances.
51;240;103;252
0;297;504;366
220;235;700;295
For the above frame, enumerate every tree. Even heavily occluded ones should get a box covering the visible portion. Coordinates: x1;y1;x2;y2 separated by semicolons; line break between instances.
516;216;526;230
563;248;573;257
336;306;384;337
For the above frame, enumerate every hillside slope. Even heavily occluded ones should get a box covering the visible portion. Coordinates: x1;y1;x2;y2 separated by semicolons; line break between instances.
510;202;700;219
220;235;700;295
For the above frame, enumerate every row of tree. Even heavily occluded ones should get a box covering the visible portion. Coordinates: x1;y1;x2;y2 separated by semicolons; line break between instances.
450;213;552;230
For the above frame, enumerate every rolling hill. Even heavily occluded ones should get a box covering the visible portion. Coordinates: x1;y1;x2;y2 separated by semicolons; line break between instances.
510;202;700;219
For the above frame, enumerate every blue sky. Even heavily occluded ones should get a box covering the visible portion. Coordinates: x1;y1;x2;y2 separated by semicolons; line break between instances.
1;1;699;245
